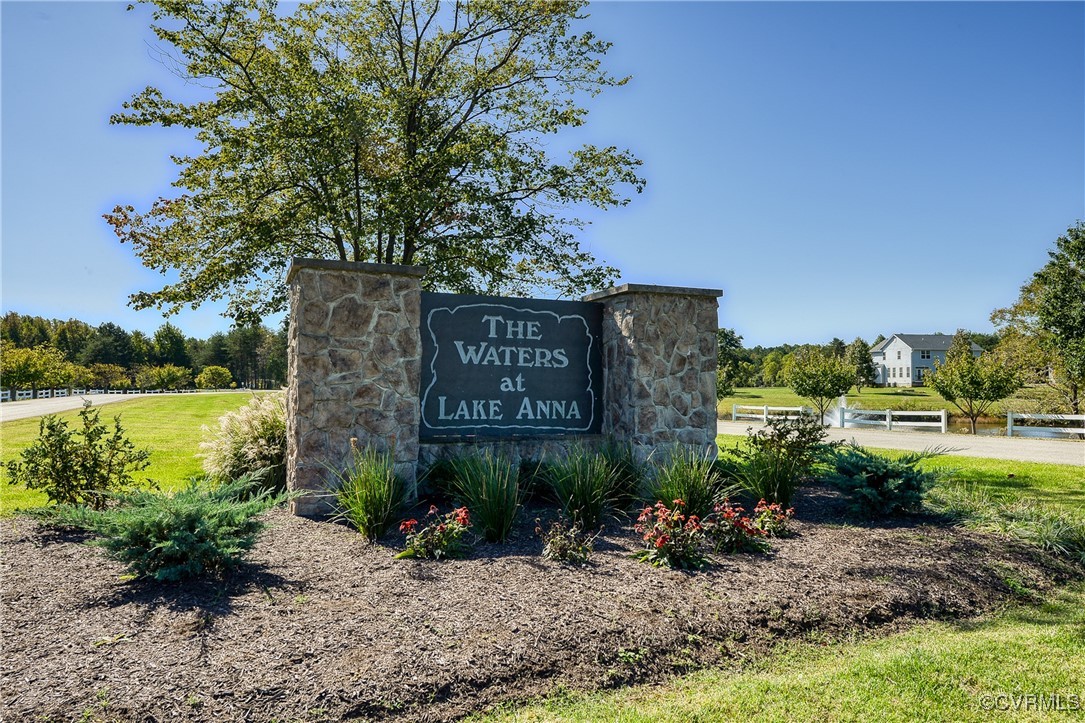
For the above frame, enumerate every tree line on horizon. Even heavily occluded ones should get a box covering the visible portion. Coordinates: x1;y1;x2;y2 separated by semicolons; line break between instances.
0;313;286;393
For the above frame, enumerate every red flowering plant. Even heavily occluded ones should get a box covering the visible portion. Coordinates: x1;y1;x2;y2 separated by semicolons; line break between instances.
633;499;707;569
703;499;770;554
752;499;795;537
395;505;472;560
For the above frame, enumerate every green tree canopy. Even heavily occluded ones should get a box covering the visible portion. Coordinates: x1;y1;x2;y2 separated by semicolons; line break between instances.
845;337;876;393
925;330;1020;434
195;365;233;389
105;0;644;323
785;347;854;424
1033;222;1085;387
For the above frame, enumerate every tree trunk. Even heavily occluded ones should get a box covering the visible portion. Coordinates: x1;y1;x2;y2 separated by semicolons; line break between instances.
969;415;978;435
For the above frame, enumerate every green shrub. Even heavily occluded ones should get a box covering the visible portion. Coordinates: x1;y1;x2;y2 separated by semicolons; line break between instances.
329;441;407;541
199;393;286;492
448;451;521;543
546;444;619;530
730;416;839;507
642;445;722;518
195;365;233;389
825;444;943;517
5;402;150;509
38;471;284;581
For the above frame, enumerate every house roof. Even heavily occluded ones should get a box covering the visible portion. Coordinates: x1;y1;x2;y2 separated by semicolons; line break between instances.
871;334;983;353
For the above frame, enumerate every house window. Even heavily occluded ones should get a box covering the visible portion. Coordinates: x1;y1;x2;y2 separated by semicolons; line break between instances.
907;367;911;379
891;368;896;378
920;350;931;360
897;351;901;360
916;367;927;381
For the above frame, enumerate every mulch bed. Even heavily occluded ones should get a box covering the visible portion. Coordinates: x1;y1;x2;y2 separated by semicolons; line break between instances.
3;483;1081;722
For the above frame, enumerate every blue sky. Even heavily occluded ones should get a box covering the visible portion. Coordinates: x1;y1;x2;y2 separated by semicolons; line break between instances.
2;1;1082;347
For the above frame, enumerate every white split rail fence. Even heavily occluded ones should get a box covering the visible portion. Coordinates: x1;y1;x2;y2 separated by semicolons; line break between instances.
838;407;948;433
1006;413;1085;438
1;387;235;402
732;404;811;422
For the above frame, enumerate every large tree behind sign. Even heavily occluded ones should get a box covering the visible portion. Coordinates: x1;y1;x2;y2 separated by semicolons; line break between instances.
106;0;644;323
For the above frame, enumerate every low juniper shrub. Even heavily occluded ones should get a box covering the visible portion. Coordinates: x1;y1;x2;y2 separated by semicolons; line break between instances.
633;499;707;569
825;444;943;517
536;516;599;566
396;505;472;560
37;470;285;582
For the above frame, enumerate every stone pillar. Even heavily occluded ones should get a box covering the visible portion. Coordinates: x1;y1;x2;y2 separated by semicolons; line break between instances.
286;259;425;516
583;284;722;455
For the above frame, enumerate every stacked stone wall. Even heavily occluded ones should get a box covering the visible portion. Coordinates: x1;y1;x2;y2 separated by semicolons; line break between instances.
286;259;424;516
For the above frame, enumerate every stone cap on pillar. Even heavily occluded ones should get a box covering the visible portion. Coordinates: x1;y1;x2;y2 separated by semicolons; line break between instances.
286;258;428;284
582;283;724;302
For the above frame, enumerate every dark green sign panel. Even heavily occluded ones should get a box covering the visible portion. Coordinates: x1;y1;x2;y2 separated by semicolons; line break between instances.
419;292;603;439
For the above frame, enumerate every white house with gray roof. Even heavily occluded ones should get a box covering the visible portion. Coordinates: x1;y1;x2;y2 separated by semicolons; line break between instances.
871;334;983;387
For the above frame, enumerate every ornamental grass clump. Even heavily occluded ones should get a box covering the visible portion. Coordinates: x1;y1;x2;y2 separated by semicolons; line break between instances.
597;437;642;509
633;499;707;569
642;445;722;519
37;470;285;582
546;444;619;530
200;393;287;492
329;440;407;541
448;451;520;543
397;505;472;560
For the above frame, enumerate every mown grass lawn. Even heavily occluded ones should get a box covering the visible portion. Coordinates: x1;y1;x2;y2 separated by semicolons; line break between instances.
478;582;1085;722
0;392;272;513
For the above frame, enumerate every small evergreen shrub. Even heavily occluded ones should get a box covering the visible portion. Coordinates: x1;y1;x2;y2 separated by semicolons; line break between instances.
825;444;942;517
200;393;286;492
329;440;407;541
39;471;284;582
5;402;150;509
397;505;472;560
546;444;619;530
536;517;598;565
642;445;722;518
448;451;520;543
633;499;707;569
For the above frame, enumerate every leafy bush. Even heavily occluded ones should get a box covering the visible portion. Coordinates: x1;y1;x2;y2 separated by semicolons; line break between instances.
448;451;520;543
329;440;407;540
703;499;770;553
633;499;707;569
5;402;150;509
397;505;472;560
536;517;598;565
824;444;942;517
200;393;286;492
546;444;619;530
730;416;839;507
135;364;191;390
195;365;233;389
642;445;722;518
38;471;284;581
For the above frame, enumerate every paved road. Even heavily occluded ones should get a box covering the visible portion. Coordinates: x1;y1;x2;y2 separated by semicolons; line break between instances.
0;391;255;423
718;420;1085;467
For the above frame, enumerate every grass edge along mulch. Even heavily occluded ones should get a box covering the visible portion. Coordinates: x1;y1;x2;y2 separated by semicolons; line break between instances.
475;580;1085;722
